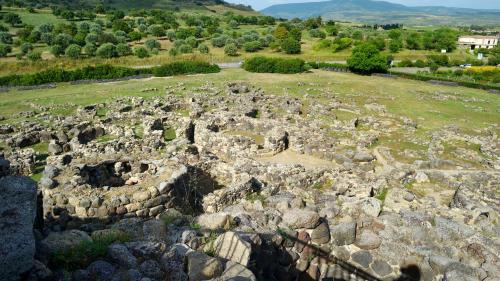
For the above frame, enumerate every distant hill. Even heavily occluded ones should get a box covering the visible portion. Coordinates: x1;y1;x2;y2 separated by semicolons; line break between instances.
1;0;255;12
261;0;500;25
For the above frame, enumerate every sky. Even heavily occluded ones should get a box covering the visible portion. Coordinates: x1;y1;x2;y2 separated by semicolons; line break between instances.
227;0;500;10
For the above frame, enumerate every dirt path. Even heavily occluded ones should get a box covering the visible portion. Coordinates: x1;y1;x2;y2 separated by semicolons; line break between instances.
256;150;336;170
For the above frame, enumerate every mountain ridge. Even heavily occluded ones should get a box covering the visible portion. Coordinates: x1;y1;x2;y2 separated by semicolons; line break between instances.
261;0;500;25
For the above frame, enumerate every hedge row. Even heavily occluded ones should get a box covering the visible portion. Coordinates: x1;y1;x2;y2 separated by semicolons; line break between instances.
389;70;500;91
0;61;220;87
152;61;220;77
243;56;306;74
308;62;350;72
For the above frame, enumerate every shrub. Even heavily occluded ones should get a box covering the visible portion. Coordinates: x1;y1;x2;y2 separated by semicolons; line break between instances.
243;40;261;52
212;35;228;48
224;43;238;56
0;44;11;57
185;36;198;48
178;44;193;54
54;34;73;49
65;44;82;59
96;43;116;58
281;37;301;54
427;54;449;67
134;46;149;58
331;37;352;52
128;31;142;41
398;59;413;67
169;48;179;57
347;43;388;74
41;33;54;45
414;59;427;68
116;43;132;57
243;56;306;74
388;39;402;53
20;43;33;55
27;51;42;61
50;45;64;57
309;29;326;39
145;39;161;50
51;231;130;270
0;31;12;44
84;44;97;56
85;33;99;45
198;44;209;54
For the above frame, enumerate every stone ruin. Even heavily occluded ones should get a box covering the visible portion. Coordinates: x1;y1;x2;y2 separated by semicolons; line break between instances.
0;82;498;281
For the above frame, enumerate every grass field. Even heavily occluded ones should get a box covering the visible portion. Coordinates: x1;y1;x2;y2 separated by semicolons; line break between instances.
1;69;498;132
2;7;67;26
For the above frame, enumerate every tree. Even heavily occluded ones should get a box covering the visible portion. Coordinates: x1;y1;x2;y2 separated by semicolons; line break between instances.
488;46;500;66
148;25;165;37
39;23;54;33
116;43;132;56
4;13;22;26
112;19;132;33
145;39;161;50
65;44;82;59
54;34;73;49
388;29;402;40
224;43;238;56
198;44;209;54
281;37;301;54
96;43;116;58
134;46;149;58
347;43;388;74
27;51;42;61
0;44;11;57
289;28;302;42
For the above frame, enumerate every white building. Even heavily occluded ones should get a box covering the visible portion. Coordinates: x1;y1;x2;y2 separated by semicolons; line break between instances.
458;35;498;50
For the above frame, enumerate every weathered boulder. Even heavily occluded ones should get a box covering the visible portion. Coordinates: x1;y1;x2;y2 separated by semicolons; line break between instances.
282;209;321;229
311;221;330;244
353;151;375;162
196;213;230;231
187;251;223;281
214;231;252;266
0;176;37;281
107;243;138;268
355;230;381;250
330;222;356;246
87;260;116;281
0;156;10;177
41;229;92;255
218;261;256;281
360;198;382;217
